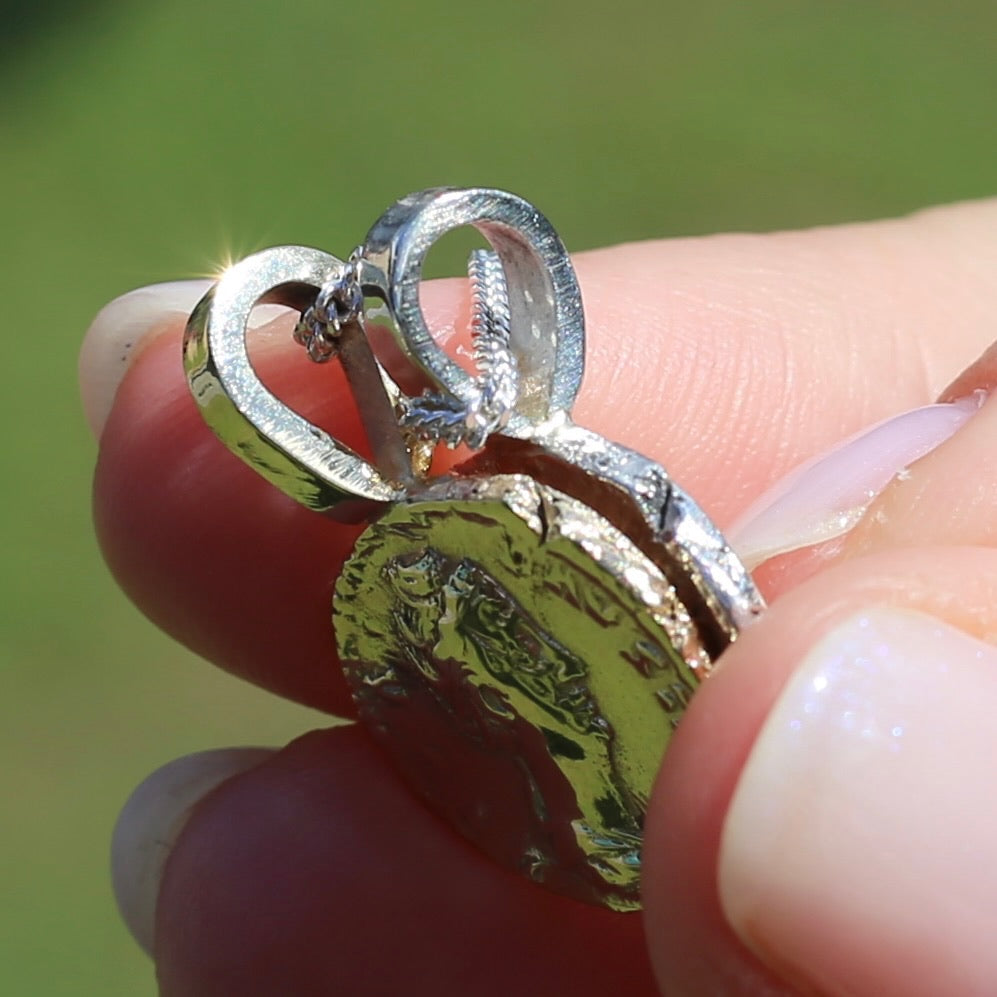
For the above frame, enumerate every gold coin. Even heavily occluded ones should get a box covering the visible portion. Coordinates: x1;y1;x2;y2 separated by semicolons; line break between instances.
335;474;708;910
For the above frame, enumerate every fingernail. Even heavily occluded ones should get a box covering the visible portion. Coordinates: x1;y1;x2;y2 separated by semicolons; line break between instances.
111;747;274;956
718;608;997;996
728;396;983;568
79;281;291;439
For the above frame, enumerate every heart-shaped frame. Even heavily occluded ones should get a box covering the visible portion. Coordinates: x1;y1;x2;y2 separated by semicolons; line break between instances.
184;245;408;514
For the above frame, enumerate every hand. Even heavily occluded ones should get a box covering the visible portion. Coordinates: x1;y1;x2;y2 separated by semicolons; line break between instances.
82;199;997;995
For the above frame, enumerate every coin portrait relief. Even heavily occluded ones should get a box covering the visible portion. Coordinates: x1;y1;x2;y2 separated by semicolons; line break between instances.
336;477;704;910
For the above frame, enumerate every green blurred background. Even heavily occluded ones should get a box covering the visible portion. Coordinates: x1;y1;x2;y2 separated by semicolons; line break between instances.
3;0;997;991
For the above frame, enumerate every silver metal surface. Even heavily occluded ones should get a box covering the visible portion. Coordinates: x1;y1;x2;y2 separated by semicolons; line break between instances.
399;249;519;449
184;246;408;512
527;417;765;634
359;187;584;435
293;256;365;363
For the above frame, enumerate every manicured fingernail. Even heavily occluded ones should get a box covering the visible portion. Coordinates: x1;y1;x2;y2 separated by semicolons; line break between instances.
728;396;983;568
79;281;291;439
111;747;274;956
719;608;997;996
79;281;211;438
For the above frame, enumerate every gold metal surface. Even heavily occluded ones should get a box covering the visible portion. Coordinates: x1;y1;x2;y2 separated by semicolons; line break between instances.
335;474;707;911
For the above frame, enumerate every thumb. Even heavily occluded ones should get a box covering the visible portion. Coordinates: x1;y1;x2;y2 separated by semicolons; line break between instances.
642;547;997;996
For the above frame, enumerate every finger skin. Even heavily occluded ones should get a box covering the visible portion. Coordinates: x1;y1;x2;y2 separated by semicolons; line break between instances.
96;203;997;992
94;326;366;714
642;546;997;995
940;339;997;401
93;202;997;713
155;725;658;997
154;548;997;996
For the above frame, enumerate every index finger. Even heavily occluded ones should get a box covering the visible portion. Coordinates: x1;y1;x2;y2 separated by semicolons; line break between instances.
84;198;997;713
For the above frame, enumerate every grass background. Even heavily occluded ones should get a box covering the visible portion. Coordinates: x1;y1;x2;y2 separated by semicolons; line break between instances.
3;0;997;991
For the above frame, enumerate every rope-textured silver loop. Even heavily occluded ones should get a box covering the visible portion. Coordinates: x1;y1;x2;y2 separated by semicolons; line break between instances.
399;249;520;450
293;257;364;363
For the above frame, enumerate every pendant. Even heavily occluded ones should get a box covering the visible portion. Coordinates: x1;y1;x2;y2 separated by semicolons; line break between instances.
183;187;764;910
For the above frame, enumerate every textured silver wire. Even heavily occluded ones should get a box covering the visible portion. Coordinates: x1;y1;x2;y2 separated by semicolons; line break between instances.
399;249;520;450
469;248;519;429
294;255;364;363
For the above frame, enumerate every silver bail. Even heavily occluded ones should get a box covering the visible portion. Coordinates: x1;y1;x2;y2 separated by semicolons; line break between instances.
184;246;408;515
358;187;586;438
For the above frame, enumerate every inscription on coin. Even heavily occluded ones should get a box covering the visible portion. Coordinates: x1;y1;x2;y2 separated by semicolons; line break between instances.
335;475;706;910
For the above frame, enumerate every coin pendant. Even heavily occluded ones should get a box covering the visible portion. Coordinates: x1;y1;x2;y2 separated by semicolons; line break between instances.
335;474;709;910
